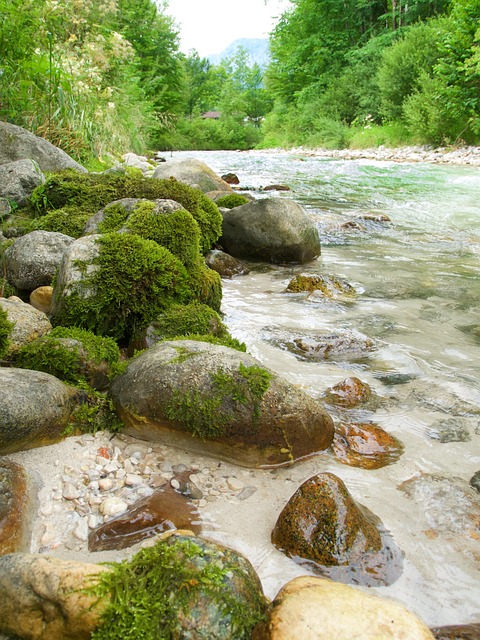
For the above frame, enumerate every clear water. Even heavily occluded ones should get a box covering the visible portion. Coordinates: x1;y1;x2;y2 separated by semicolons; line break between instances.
170;150;480;626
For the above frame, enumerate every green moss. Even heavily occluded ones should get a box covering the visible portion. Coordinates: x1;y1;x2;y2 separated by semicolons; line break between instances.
89;535;266;640
96;202;131;234
168;334;247;352
152;303;229;341
12;327;121;386
29;171;222;253
66;387;124;435
286;274;356;298
188;262;222;312
30;206;91;238
166;362;272;439
215;194;249;209
53;233;190;343
0;307;13;359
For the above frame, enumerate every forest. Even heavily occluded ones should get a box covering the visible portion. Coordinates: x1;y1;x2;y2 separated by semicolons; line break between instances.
1;0;479;164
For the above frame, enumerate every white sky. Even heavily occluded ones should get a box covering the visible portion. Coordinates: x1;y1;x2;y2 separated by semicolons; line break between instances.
164;0;292;57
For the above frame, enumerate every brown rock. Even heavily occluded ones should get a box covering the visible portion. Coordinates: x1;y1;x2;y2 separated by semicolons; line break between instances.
322;376;380;409
332;421;404;469
0;554;109;640
0;460;36;554
205;249;250;277
431;623;480;639
253;576;435;639
29;286;53;315
221;172;240;185
271;472;403;586
263;184;290;191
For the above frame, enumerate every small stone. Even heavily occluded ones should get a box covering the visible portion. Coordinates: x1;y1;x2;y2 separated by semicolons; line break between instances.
89;495;103;506
100;497;128;518
161;461;173;473
116;468;126;479
89;480;100;491
99;478;114;492
227;477;244;491
172;464;189;474
104;462;118;474
40;503;53;516
123;460;134;474
62;483;80;500
470;471;480;493
236;486;258;501
136;486;154;498
150;475;167;488
88;514;99;529
170;479;180;490
74;518;89;541
125;474;143;487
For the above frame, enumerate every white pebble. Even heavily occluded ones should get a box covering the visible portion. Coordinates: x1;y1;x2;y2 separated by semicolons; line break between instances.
99;478;114;491
124;460;134;474
116;468;126;479
89;480;100;491
88;514;99;529
125;474;143;487
170;479;180;490
227;477;244;491
104;462;118;474
100;497;128;517
62;483;80;500
74;518;89;541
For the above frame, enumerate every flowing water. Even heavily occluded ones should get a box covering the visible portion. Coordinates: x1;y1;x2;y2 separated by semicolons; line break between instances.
170;150;480;626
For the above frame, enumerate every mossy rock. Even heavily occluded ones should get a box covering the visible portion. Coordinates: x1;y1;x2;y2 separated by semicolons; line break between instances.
286;273;356;299
216;194;250;209
12;326;121;389
30;206;92;239
0;306;13;359
188;261;222;312
52;233;191;343
87;199;202;270
146;302;246;351
90;534;267;640
29;171;222;253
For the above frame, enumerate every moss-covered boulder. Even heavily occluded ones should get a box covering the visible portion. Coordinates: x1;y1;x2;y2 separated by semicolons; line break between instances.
286;273;356;301
271;472;403;586
0;367;76;454
110;340;334;468
12;327;121;389
29;170;222;253
84;198;202;270
91;534;267;640
215;193;250;209
0;296;51;355
51;233;191;343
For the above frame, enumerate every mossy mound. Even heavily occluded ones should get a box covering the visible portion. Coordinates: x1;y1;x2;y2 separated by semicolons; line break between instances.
97;200;202;270
286;273;356;299
12;326;121;388
216;193;249;209
53;233;191;343
29;171;222;253
90;534;267;640
30;206;91;239
170;333;247;352
150;302;229;341
188;262;222;312
0;307;13;359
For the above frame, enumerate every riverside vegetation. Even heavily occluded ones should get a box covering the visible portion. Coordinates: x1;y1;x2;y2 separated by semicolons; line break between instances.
1;0;479;161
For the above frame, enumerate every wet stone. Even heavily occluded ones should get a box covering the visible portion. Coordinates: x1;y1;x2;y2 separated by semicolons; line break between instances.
332;421;404;469
430;623;480;640
0;460;34;554
286;273;356;301
470;471;480;493
322;377;381;410
426;418;471;443
272;472;403;587
270;329;375;362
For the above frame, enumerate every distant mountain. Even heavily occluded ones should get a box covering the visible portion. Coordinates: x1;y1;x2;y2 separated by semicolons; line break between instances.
207;38;270;68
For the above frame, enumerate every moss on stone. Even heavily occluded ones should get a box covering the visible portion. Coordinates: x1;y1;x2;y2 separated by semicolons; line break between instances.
0;307;13;359
67;387;124;435
188;262;222;312
165;362;272;439
216;194;249;209
152;302;229;341
53;233;191;343
12;327;121;386
30;206;91;238
170;333;247;352
29;171;222;253
89;535;267;640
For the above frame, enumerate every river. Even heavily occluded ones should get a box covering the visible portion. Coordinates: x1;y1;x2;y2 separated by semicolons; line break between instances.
167;149;480;627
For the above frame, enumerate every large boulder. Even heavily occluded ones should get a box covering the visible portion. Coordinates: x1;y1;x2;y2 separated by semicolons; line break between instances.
0;159;45;207
0;554;108;640
0;122;87;173
153;158;232;193
4;230;74;291
220;197;321;264
0;367;75;454
0;460;37;555
271;472;403;586
253;576;435;640
110;340;334;468
0;296;52;354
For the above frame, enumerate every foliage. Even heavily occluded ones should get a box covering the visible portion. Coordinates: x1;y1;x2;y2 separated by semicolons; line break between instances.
165;362;272;439
215;194;249;209
67;387;124;435
89;535;267;640
30;206;92;238
0;306;13;359
52;232;190;342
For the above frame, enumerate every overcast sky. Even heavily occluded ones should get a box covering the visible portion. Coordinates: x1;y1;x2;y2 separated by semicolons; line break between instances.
164;0;291;57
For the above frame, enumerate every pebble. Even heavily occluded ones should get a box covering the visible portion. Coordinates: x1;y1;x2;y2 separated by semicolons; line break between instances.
74;518;89;541
100;497;128;517
227;477;244;491
236;486;258;501
62;483;80;500
125;473;143;487
99;478;114;491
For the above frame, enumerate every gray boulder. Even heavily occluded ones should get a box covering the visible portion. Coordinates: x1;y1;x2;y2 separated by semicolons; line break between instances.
110;339;334;468
0;367;75;454
220;197;321;264
153;158;232;193
4;230;74;291
0;122;87;173
0;296;52;354
0;159;45;207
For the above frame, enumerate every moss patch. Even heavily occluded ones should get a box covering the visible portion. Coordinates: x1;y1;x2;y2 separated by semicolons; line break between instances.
53;233;190;343
0;307;13;359
152;303;228;340
30;206;92;238
89;535;266;640
165;362;272;439
67;387;124;435
216;194;249;209
188;262;222;312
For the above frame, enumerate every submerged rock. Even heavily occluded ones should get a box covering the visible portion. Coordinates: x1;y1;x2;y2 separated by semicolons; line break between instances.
426;417;471;443
332;421;404;469
88;477;201;552
0;368;75;454
0;460;36;554
253;576;434;640
271;472;403;586
205;249;250;277
110;340;334;468
470;471;480;493
286;273;356;301
270;328;375;362
431;623;480;639
322;376;381;409
0;554;108;640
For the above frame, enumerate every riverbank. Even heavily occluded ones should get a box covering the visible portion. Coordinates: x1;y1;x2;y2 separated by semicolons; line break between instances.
255;145;480;166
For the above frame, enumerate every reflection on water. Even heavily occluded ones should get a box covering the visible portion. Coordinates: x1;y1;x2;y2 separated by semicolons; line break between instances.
171;150;480;626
